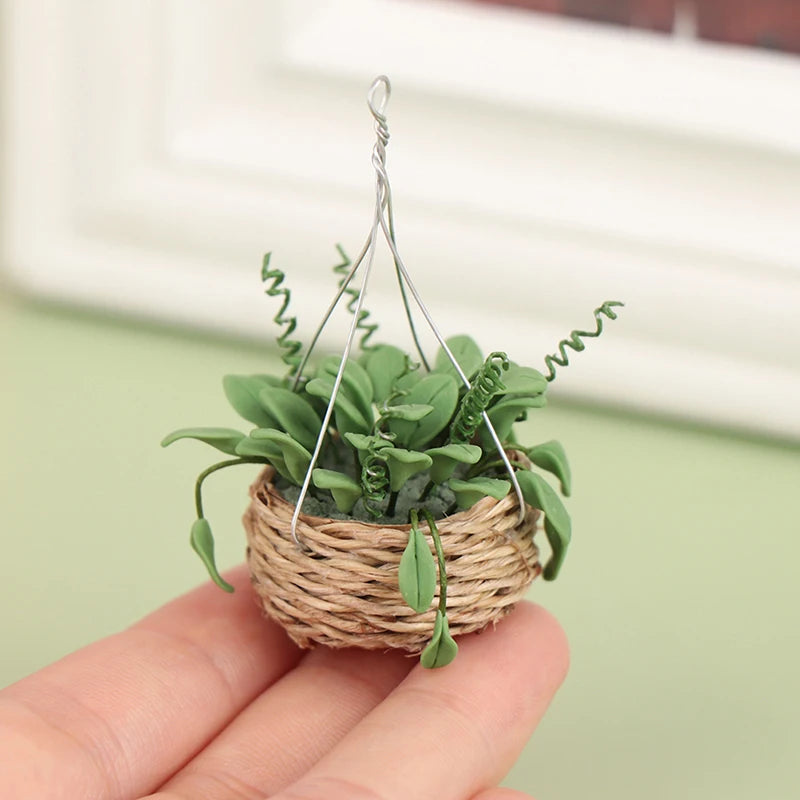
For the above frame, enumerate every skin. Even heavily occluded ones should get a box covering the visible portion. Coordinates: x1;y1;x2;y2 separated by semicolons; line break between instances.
0;565;569;800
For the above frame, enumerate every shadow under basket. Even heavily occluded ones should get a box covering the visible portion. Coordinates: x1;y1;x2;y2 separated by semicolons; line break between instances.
243;468;542;652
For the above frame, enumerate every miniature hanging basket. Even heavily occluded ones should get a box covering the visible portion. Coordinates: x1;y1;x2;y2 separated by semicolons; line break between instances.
162;75;622;668
244;466;541;651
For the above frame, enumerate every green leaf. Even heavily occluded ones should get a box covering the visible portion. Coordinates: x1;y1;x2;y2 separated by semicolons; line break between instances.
190;518;234;593
448;477;511;509
161;427;245;456
361;344;409;403
342;432;374;452
398;523;437;613
305;376;372;437
312;469;362;513
222;374;285;428
420;610;458;668
425;443;483;484
234;434;294;483
496;363;548;397
482;395;547;444
248;429;311;485
516;470;572;580
388;374;459;450
381;404;434;422
433;335;483;382
316;356;374;427
527;440;571;496
383;448;433;492
258;386;322;452
394;369;422;392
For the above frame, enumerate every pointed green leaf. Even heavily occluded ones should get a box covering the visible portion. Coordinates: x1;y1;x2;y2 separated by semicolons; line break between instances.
527;440;571;496
249;429;311;485
433;335;483;382
398;523;437;613
316;356;374;427
388;374;459;450
161;427;245;456
425;443;482;484
234;434;294;483
361;344;409;402
482;395;547;444
516;469;572;580
448;477;511;509
381;404;434;422
305;376;372;437
342;432;375;452
190;518;234;593
258;386;321;452
496;363;548;397
312;468;362;513
383;448;433;492
222;374;283;428
420;610;459;668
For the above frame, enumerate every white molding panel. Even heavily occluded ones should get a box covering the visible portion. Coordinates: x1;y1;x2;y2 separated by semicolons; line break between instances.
3;0;800;438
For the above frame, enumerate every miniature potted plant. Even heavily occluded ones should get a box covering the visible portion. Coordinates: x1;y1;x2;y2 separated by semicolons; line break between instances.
162;77;622;668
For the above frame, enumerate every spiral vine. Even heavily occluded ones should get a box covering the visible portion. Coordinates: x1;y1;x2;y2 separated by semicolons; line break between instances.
360;363;419;517
261;252;303;376
543;301;624;383
361;437;391;519
333;244;379;352
449;352;509;444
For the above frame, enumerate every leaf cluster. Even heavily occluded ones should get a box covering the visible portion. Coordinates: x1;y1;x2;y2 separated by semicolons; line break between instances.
163;334;573;586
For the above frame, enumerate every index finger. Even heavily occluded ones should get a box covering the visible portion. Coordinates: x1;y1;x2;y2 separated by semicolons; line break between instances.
0;566;300;800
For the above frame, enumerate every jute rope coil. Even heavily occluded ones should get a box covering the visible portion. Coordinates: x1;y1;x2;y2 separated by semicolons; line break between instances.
243;468;542;652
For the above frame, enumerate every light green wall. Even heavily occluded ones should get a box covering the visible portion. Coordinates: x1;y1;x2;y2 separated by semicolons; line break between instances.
1;290;798;799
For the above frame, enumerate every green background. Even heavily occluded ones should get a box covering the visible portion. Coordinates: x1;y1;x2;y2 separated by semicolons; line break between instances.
1;287;798;799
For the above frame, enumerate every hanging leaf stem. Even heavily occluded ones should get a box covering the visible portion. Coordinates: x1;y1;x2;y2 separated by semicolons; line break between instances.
194;457;266;519
422;509;447;614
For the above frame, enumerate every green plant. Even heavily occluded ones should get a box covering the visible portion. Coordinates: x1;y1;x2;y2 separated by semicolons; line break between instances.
163;251;622;667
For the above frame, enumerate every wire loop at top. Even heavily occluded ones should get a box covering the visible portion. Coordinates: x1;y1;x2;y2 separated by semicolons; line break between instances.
367;75;391;118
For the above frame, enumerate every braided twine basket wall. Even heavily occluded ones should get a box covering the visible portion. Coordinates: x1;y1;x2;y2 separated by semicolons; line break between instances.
243;468;542;652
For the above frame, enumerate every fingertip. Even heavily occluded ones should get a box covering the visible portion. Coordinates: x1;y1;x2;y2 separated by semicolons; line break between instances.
459;601;570;690
513;601;571;686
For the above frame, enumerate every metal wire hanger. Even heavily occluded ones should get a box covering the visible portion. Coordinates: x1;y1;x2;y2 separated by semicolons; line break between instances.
290;75;525;546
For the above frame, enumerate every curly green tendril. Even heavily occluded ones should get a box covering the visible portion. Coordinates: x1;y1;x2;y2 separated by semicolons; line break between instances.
333;244;379;352
262;252;303;376
543;301;624;383
449;352;509;443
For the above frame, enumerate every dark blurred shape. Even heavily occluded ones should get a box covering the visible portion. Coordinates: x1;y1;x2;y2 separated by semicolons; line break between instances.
472;0;800;54
564;0;675;31
695;0;800;55
474;0;676;32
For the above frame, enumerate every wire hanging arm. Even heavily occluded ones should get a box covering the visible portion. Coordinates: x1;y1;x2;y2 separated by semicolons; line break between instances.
377;212;527;523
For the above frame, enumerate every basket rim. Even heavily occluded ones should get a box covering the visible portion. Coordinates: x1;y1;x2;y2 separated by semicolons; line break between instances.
249;465;534;533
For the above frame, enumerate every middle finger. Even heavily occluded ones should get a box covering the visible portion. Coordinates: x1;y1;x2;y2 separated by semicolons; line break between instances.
149;646;414;799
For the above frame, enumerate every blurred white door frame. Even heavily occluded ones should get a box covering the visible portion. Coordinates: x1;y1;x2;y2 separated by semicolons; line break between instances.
3;0;800;437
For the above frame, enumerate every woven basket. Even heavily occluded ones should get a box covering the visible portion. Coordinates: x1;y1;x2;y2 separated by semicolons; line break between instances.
243;467;542;652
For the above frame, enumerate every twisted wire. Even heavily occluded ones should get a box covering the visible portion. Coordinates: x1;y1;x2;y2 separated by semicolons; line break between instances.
544;301;624;383
450;352;509;443
261;252;303;375
291;76;527;540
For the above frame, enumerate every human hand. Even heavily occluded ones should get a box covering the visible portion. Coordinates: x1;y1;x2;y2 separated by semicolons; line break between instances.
1;565;569;800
